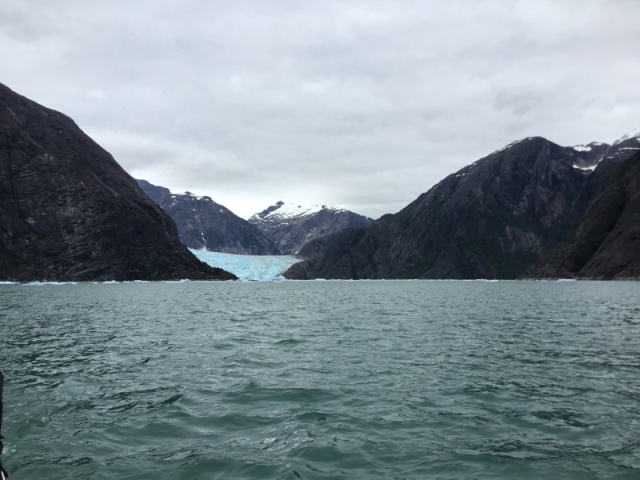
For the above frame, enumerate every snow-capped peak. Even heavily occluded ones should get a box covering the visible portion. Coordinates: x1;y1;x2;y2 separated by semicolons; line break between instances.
491;137;546;156
251;201;343;222
492;138;537;155
613;127;640;145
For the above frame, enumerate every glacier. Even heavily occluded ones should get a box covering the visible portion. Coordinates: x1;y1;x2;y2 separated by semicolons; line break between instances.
190;249;299;281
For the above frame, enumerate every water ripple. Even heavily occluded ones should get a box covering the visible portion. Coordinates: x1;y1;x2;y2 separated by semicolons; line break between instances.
1;280;639;479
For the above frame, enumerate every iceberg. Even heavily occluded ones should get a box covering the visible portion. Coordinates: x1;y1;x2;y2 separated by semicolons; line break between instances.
190;249;299;281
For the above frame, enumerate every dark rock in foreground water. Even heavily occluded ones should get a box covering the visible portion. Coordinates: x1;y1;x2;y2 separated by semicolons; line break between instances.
0;82;235;282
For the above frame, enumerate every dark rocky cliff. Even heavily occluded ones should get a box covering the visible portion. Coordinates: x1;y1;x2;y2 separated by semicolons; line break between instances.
0;82;236;282
137;180;279;255
285;137;619;280
524;151;640;279
249;201;373;255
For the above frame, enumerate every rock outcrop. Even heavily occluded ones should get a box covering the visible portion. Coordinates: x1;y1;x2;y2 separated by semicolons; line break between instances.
524;151;640;279
249;201;373;255
137;180;279;255
0;82;236;282
285;136;637;280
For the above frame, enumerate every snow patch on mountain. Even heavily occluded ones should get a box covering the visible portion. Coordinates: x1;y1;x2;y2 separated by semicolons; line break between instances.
573;145;592;152
572;163;598;172
613;127;640;145
491;139;521;155
250;201;344;222
170;191;214;202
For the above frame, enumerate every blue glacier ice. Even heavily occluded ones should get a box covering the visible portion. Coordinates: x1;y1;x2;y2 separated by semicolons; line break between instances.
190;249;299;281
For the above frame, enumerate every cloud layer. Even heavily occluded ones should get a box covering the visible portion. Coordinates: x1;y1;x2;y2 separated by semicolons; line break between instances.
2;0;639;218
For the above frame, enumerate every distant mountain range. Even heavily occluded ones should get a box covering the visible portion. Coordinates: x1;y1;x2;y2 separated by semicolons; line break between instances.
137;180;279;255
285;132;640;280
2;80;639;281
0;82;234;282
248;201;374;255
136;183;373;256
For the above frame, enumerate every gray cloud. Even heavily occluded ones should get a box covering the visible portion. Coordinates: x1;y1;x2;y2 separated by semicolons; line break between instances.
2;0;639;218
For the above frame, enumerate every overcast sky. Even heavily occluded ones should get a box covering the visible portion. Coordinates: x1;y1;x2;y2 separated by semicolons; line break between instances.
1;1;639;219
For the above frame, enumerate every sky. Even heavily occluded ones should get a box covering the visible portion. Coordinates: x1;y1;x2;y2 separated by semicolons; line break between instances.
1;0;639;219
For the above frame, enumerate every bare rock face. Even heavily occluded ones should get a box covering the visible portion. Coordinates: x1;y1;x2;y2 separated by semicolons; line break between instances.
249;201;374;255
0;82;235;282
285;136;629;280
524;151;640;279
137;180;279;255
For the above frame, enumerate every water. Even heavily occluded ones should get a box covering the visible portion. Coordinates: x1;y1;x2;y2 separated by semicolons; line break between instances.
1;280;639;479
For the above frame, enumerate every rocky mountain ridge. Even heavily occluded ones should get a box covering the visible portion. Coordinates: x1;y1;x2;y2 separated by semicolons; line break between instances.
0;82;235;282
524;149;640;279
285;132;640;280
4;79;638;282
137;180;279;255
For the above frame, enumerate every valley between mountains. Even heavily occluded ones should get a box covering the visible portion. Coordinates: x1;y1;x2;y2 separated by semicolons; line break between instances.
1;80;639;282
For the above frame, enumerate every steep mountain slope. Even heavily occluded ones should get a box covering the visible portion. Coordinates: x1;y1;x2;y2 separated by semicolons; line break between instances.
525;150;640;279
0;82;235;282
285;136;624;280
137;180;279;255
580;134;640;218
249;201;374;255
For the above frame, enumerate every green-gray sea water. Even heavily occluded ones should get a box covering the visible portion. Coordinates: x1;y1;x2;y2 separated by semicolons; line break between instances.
1;280;639;479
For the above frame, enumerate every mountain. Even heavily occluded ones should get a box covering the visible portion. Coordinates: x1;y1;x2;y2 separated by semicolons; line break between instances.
524;148;640;279
285;135;640;280
137;180;279;255
248;201;374;255
0;82;235;282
